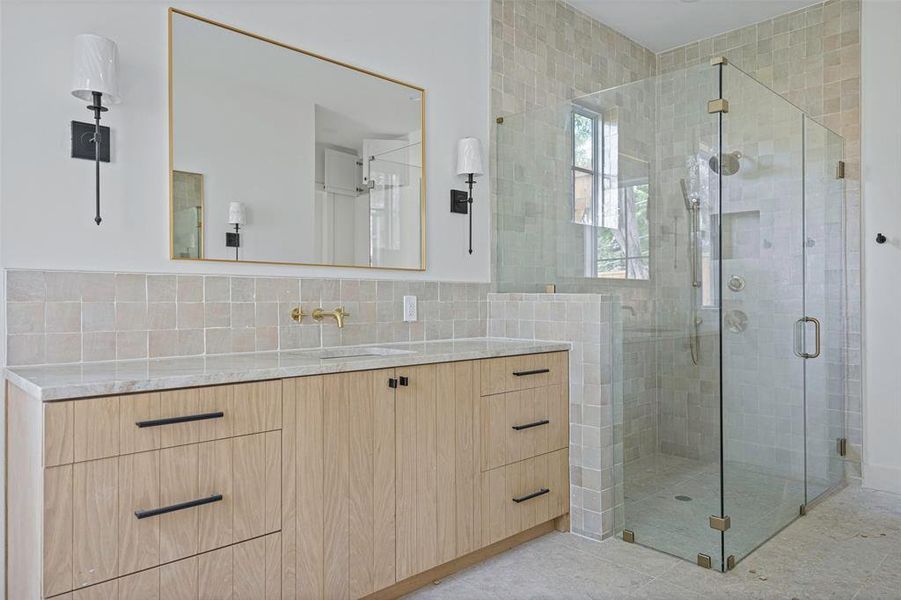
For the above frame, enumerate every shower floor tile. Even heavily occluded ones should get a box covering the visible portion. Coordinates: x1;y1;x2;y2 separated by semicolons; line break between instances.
623;452;821;564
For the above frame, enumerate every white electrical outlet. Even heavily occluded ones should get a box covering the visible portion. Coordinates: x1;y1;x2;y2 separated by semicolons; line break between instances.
403;295;418;322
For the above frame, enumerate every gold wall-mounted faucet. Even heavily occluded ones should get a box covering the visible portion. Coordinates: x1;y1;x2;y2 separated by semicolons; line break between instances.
290;307;308;322
313;307;351;328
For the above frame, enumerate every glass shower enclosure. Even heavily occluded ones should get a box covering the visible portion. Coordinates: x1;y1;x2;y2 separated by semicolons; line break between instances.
495;59;847;571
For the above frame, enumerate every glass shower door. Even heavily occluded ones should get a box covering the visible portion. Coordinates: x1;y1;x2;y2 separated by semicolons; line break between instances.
803;118;847;502
719;64;807;567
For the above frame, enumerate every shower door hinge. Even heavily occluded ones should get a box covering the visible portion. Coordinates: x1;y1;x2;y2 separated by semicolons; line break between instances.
708;99;729;114
709;515;731;532
622;529;635;543
697;554;713;569
726;555;736;571
838;437;848;457
836;160;846;179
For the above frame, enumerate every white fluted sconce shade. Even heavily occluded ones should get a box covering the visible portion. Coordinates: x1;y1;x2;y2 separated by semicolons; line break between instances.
456;137;484;176
71;34;121;104
228;202;246;225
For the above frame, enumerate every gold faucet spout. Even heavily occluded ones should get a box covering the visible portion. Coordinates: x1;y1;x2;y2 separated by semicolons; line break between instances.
312;307;351;328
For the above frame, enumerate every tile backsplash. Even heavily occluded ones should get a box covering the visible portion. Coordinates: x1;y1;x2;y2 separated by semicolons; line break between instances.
5;270;489;366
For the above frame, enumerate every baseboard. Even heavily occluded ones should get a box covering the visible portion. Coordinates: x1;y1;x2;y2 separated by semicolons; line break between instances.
863;462;901;495
362;519;559;600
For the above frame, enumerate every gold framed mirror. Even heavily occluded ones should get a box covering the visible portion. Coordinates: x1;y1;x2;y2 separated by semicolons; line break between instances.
168;8;426;270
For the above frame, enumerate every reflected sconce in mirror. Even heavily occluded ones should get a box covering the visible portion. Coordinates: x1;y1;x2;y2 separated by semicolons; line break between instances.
226;201;245;260
453;137;484;255
71;34;121;225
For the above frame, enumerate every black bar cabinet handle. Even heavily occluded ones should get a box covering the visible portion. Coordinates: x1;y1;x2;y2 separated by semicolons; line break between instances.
388;378;398;388
399;376;409;386
135;411;225;428
512;368;550;377
135;494;223;519
512;488;550;503
512;419;550;431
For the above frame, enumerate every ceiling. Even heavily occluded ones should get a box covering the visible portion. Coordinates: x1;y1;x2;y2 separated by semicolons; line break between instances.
568;0;816;53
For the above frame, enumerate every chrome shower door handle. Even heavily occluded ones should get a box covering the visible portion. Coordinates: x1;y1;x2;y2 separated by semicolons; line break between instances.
795;316;821;359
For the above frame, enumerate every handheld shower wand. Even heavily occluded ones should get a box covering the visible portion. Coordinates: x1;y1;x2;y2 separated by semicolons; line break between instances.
681;178;703;366
680;179;702;288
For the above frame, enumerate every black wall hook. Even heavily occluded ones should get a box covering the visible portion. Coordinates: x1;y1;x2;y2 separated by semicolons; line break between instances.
876;233;887;244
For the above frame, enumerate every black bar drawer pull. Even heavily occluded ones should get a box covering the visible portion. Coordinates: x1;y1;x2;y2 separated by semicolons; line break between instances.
135;411;225;428
388;378;398;389
512;368;550;377
135;494;223;519
399;376;409;386
512;419;550;431
512;488;550;503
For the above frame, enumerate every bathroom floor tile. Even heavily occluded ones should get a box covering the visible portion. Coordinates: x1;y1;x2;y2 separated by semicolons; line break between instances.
404;482;901;600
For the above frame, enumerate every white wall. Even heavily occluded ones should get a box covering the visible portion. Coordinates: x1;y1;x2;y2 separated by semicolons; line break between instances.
0;0;491;282
861;0;901;495
173;72;317;262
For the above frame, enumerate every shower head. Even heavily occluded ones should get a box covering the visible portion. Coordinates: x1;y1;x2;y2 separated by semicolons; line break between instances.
709;151;742;176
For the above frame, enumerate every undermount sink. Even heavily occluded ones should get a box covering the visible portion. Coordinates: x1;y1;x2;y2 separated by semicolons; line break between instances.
314;346;416;360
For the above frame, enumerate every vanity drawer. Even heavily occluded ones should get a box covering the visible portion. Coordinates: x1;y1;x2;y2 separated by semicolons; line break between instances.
42;432;281;596
479;449;569;546
43;380;281;467
48;532;281;600
481;384;568;471
479;352;567;396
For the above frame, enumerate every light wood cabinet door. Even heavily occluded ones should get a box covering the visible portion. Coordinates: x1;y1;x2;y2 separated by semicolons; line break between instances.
480;352;568;396
44;434;280;595
282;376;324;599
51;532;280;600
481;383;568;471
395;361;482;581
479;448;569;545
158;433;280;563
322;370;396;599
282;370;395;600
43;382;282;468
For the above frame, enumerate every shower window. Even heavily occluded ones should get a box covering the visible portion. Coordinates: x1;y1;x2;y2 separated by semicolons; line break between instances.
572;105;649;280
572;110;596;225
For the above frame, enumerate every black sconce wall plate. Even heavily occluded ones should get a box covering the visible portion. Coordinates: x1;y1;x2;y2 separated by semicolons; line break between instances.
225;232;241;248
71;121;110;162
450;189;469;214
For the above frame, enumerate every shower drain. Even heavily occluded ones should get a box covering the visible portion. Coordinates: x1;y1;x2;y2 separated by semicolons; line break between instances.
674;495;693;502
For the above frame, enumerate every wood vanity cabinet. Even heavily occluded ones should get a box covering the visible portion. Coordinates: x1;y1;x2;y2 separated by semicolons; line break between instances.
281;352;569;599
9;381;282;600
8;350;569;600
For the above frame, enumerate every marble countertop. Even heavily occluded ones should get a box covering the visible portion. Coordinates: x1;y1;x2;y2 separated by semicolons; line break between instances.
5;338;571;401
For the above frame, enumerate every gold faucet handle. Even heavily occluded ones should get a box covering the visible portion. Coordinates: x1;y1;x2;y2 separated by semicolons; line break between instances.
334;306;350;328
290;307;307;322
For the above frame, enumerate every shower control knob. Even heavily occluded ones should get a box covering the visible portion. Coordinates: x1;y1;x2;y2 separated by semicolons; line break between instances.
876;233;887;244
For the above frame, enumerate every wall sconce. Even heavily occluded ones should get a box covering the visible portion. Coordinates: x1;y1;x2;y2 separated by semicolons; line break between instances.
452;137;483;255
71;34;120;226
226;201;246;260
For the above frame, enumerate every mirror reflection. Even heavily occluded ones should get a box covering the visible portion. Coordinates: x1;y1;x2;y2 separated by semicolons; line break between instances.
169;10;425;269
